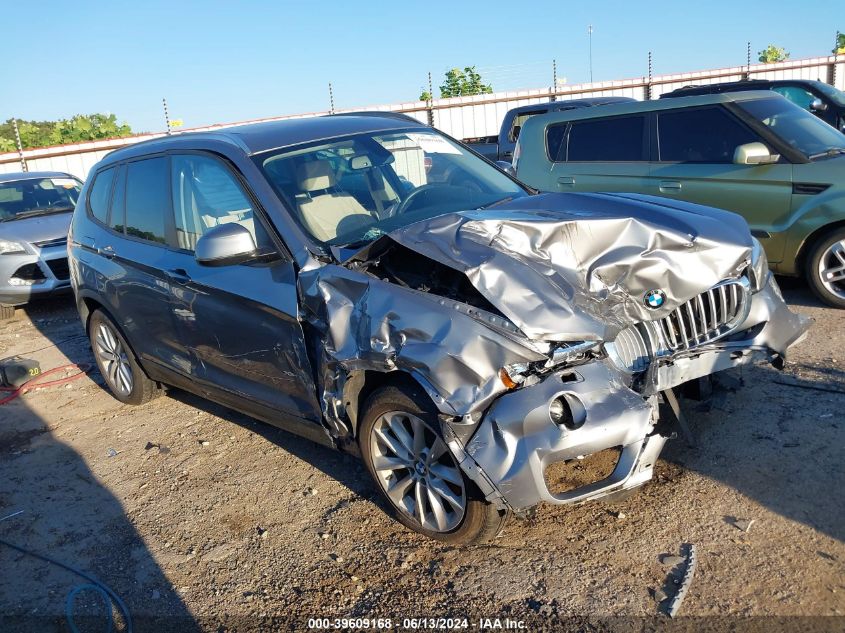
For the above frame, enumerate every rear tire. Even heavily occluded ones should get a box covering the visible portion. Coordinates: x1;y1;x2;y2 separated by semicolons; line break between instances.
88;309;161;405
359;382;507;544
806;228;845;308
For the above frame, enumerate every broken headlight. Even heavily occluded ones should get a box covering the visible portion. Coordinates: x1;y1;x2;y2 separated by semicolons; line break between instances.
499;362;530;389
749;237;770;292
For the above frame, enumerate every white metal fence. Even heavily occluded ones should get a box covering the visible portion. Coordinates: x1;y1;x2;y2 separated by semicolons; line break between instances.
2;54;843;181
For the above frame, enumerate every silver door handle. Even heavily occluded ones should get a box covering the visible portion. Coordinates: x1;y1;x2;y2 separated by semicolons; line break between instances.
558;176;575;186
659;180;682;191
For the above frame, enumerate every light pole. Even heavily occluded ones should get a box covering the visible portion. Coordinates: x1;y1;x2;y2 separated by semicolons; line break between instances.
588;25;594;83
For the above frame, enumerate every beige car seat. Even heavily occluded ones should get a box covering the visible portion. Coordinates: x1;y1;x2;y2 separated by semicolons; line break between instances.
295;161;373;241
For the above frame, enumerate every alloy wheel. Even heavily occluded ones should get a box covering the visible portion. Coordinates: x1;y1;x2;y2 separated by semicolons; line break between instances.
369;411;466;533
94;322;134;397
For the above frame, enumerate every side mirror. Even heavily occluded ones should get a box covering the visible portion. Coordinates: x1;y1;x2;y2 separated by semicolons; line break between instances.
495;160;516;176
810;98;828;113
195;223;257;267
733;142;780;165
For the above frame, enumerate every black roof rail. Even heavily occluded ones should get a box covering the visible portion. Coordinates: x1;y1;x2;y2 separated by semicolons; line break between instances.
328;111;425;125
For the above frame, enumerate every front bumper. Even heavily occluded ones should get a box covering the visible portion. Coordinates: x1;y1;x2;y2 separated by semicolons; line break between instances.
459;275;810;512
0;249;71;306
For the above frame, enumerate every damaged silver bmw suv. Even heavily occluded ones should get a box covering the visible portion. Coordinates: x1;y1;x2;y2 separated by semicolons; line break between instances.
69;114;810;543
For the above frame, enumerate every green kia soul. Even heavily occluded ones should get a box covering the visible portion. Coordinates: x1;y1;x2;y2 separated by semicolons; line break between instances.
513;91;845;307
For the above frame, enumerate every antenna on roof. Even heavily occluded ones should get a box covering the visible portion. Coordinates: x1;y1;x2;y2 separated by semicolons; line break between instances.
328;83;336;115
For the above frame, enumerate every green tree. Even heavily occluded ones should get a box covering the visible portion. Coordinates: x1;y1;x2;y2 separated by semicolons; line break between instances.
758;44;790;63
438;66;493;98
0;114;133;151
834;32;845;54
419;90;432;102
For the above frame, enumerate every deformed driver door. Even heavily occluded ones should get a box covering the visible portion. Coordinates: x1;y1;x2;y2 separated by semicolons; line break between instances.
164;152;325;442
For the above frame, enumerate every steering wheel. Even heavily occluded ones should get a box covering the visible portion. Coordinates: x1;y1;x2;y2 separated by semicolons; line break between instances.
389;184;453;218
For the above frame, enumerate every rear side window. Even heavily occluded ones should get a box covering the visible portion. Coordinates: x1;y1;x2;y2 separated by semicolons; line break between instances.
658;106;760;163
88;167;115;224
550;115;646;162
125;158;169;244
109;167;126;233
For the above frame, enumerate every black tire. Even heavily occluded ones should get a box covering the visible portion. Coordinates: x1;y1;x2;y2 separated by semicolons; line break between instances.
88;309;161;405
806;227;845;308
0;304;16;322
359;382;507;544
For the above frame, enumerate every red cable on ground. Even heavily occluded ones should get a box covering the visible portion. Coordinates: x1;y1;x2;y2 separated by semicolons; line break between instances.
0;363;91;406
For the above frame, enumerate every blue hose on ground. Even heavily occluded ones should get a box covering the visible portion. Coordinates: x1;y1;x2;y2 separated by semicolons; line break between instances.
0;536;133;633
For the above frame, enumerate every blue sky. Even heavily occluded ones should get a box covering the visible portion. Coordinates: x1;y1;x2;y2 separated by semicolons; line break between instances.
2;0;840;133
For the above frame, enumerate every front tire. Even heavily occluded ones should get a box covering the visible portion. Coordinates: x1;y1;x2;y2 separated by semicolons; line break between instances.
88;309;161;405
806;228;845;308
359;382;507;544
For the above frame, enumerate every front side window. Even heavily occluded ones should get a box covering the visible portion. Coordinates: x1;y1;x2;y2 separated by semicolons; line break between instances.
771;86;817;111
171;154;268;252
257;128;526;246
0;176;81;222
88;168;115;224
124;158;168;244
657;106;762;163
557;115;646;162
736;97;845;159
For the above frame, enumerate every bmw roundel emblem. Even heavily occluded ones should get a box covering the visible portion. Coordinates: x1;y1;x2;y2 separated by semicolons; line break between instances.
644;289;667;309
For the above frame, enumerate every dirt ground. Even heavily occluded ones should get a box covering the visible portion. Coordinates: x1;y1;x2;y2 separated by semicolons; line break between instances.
0;279;843;633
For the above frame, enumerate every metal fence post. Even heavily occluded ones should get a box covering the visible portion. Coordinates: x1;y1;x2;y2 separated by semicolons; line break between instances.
744;42;752;80
427;72;434;126
11;118;26;172
162;98;172;135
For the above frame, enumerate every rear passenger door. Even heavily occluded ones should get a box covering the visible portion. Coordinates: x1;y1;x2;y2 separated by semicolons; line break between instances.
546;114;651;193
105;157;191;375
648;105;793;261
164;152;322;428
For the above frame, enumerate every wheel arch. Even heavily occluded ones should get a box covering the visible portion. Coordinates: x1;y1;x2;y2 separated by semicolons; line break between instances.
795;219;845;276
342;369;444;439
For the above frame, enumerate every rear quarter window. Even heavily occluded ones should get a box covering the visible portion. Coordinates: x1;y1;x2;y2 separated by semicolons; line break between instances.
87;167;115;224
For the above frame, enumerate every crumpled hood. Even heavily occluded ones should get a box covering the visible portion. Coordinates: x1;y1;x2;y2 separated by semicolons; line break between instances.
380;192;754;341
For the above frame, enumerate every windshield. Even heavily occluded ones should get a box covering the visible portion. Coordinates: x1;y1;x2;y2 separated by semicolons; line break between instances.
257;128;527;246
0;176;82;222
813;81;845;108
736;96;845;158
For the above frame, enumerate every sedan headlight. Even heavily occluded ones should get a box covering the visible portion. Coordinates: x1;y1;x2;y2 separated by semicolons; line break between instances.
0;239;26;255
749;237;770;292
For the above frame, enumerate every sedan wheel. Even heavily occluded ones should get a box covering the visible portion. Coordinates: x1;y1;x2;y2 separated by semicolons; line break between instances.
370;411;467;533
94;322;134;397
